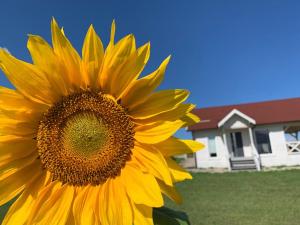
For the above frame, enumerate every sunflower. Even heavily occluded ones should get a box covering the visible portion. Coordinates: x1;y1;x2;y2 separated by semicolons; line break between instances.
0;19;203;225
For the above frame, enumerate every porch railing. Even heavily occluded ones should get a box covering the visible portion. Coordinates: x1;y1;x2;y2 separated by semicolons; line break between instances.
286;141;300;154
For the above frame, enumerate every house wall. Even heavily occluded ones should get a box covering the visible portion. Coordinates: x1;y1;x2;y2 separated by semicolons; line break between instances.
193;130;229;169
193;123;300;169
256;124;300;167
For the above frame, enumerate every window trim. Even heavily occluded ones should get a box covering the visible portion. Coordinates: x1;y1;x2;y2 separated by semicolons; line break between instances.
208;135;218;158
254;129;272;154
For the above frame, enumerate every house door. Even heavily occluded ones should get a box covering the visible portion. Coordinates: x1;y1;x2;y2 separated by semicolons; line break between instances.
230;132;244;157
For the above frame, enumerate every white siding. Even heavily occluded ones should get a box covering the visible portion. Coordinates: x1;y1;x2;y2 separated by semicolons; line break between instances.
257;124;300;167
257;124;287;167
193;123;300;169
194;130;229;169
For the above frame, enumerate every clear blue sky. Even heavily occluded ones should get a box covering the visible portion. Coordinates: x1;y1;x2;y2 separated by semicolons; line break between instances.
1;0;300;139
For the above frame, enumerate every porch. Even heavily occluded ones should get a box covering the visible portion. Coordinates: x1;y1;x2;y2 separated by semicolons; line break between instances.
286;141;300;154
222;129;260;171
285;125;300;155
219;109;261;171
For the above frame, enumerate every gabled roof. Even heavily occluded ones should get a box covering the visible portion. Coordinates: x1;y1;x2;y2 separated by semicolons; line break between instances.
217;109;256;127
188;97;300;131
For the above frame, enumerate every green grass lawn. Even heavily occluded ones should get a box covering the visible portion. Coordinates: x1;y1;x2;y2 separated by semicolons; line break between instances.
165;170;300;225
2;170;300;225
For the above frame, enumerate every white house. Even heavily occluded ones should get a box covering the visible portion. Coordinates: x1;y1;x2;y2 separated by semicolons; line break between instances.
187;97;300;171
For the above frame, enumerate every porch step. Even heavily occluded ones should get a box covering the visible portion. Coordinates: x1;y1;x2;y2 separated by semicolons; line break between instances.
231;164;257;170
230;158;257;171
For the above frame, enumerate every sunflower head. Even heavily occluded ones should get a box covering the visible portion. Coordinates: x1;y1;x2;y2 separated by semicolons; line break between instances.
36;91;135;186
0;18;204;225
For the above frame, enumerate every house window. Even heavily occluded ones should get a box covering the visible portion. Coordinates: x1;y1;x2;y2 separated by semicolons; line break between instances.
208;136;217;157
255;130;272;154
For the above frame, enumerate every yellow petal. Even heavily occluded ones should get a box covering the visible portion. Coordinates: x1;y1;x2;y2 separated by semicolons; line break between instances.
129;89;189;119
0;86;47;112
132;204;154;225
99;34;136;93
0;159;42;206
166;158;192;182
121;164;163;207
0;153;38;180
27;35;54;68
82;25;104;89
27;181;62;223
0;106;42;124
122;56;171;108
0;118;36;137
2;172;47;225
73;185;98;225
32;183;75;225
105;20;116;53
108;34;136;66
157;179;182;204
135;120;185;144
0;136;36;167
133;144;172;186
27;35;69;96
133;103;195;125
154;137;205;157
0;87;46;136
111;42;150;99
99;178;132;225
0;49;55;105
73;186;90;225
51;18;82;89
66;212;76;225
181;112;200;127
0;86;45;122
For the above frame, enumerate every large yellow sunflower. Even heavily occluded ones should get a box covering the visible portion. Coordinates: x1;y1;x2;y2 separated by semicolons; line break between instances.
0;19;203;225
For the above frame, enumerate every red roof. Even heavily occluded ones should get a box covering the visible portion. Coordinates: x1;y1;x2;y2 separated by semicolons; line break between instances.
188;97;300;131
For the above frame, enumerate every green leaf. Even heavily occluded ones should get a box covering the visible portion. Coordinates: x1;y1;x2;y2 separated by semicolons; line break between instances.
153;207;191;225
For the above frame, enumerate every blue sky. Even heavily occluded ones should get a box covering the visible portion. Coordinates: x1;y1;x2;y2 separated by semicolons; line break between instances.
1;0;300;139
